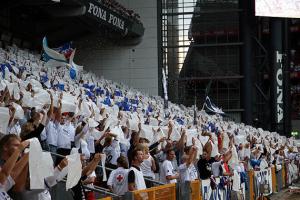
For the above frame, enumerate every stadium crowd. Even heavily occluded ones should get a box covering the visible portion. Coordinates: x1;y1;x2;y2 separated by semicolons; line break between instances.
0;44;299;200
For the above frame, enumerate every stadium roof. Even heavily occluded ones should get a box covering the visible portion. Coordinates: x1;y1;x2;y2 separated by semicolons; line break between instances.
0;0;144;48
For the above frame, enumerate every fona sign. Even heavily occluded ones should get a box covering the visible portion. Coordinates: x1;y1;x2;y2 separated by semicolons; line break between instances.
276;51;283;124
87;2;125;31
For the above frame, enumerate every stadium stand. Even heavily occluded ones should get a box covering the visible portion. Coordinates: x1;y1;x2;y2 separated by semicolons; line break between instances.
0;40;299;199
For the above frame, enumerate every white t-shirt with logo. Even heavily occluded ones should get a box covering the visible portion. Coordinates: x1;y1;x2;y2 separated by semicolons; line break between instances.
178;163;198;182
160;160;177;184
103;140;120;166
107;167;129;195
57;123;75;149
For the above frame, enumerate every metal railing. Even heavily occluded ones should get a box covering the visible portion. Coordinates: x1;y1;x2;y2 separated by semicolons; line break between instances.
48;151;164;199
48;151;299;200
49;151;164;186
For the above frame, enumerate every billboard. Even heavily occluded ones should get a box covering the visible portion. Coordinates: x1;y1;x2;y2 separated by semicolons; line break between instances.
255;0;300;18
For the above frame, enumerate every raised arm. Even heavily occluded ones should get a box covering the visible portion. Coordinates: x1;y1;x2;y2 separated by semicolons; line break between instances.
176;129;186;151
8;105;16;127
186;145;197;166
82;153;102;177
55;97;62;122
10;153;29;182
0;140;29;184
47;91;54;119
167;121;173;140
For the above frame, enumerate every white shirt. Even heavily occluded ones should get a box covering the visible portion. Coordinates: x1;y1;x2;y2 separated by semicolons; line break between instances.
7;121;21;136
57;123;75;149
79;139;90;159
178;163;198;182
160;160;177;184
85;171;96;191
107;167;129;195
46;121;59;146
140;155;155;179
103;140;120;165
129;166;146;190
86;135;95;154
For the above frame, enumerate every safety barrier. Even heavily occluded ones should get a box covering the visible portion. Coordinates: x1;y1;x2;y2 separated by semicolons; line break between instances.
99;197;112;200
50;180;121;200
47;151;299;200
123;163;299;200
131;183;176;200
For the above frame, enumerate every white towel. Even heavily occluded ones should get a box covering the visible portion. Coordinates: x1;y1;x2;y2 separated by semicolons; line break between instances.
140;124;154;142
232;170;241;192
101;154;107;181
29;138;54;189
66;151;82;190
186;129;198;146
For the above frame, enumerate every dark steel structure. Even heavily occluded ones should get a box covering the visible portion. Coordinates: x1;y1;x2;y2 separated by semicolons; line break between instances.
159;0;296;135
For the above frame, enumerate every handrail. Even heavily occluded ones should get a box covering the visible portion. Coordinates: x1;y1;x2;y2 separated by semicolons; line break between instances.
49;151;164;185
132;183;176;194
60;178;120;198
131;183;177;200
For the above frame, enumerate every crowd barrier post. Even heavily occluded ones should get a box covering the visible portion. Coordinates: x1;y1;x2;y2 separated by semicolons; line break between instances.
175;182;180;200
276;169;283;191
282;163;286;187
245;172;250;200
271;167;277;193
123;192;134;200
248;170;255;200
190;180;201;200
177;181;192;200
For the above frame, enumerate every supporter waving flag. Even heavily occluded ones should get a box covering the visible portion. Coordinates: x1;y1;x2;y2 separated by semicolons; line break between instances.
42;37;67;63
203;96;225;115
69;49;83;80
53;41;74;59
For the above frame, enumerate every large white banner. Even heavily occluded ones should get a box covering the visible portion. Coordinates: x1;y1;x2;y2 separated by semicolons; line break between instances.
255;0;300;18
254;168;273;196
201;178;245;200
201;179;230;200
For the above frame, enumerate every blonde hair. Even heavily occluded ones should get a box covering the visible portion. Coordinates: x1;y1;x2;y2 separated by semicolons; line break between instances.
143;145;149;154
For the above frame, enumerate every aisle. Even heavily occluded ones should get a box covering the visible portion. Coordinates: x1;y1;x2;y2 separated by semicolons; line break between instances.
270;183;300;200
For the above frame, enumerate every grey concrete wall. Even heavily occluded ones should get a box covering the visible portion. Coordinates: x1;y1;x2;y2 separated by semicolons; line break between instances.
75;0;158;96
292;120;300;132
